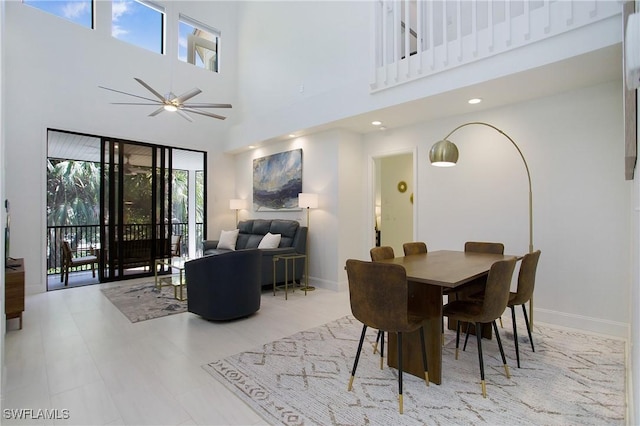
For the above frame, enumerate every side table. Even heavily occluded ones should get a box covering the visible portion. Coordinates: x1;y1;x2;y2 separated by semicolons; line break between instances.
154;258;187;301
273;253;307;300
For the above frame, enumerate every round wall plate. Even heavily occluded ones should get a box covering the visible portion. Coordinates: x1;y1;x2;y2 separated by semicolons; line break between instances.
397;181;407;193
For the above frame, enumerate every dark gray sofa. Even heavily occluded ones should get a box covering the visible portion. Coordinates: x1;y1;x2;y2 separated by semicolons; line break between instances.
203;219;307;288
185;249;261;320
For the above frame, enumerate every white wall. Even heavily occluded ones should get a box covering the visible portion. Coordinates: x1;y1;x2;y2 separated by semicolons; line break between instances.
4;1;239;293
228;1;622;151
234;129;365;289
364;80;629;337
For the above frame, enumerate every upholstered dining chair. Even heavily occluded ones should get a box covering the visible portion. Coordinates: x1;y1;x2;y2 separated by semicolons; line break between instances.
61;241;98;286
369;246;395;262
443;241;506;342
464;241;505;255
443;257;517;398
462;250;541;368
369;246;395;356
508;250;541;368
402;241;427;256
345;259;429;414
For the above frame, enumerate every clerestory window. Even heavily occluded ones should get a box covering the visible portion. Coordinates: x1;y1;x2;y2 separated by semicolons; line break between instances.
179;15;220;73
112;0;165;54
23;0;94;28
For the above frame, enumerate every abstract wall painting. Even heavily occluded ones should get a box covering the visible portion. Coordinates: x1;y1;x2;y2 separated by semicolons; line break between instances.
253;149;302;211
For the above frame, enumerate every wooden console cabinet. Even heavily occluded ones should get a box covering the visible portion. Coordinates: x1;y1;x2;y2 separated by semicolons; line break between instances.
5;258;25;329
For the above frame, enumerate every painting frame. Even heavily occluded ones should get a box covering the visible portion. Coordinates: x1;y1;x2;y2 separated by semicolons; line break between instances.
253;149;303;211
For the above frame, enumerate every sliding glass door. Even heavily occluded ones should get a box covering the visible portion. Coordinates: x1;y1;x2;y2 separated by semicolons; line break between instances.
46;129;206;288
100;140;172;280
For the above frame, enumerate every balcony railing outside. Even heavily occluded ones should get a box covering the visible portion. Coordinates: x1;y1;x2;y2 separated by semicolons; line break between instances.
371;0;621;91
47;223;191;275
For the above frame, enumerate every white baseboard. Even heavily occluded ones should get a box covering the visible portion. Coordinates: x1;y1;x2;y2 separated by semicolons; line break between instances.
533;307;629;338
307;277;347;292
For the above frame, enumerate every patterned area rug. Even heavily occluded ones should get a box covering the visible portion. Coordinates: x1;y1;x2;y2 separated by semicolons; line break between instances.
100;278;187;323
204;315;625;425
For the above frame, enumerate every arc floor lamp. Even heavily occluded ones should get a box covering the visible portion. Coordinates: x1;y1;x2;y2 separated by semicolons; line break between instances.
429;121;534;327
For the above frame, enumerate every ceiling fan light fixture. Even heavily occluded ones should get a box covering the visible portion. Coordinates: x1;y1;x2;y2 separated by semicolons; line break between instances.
100;78;232;121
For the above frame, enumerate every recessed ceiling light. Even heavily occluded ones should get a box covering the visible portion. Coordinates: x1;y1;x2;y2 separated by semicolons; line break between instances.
289;134;296;138
379;126;387;131
248;145;256;149
371;120;382;126
468;98;482;104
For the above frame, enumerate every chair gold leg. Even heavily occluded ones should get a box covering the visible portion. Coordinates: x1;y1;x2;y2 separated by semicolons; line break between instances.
499;317;504;328
399;394;403;414
373;341;378;354
424;371;429;387
504;364;511;379
455;347;459;360
481;380;487;398
348;375;354;391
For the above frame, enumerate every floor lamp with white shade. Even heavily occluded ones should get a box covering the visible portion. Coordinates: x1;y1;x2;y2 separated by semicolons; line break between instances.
298;193;318;291
229;199;246;226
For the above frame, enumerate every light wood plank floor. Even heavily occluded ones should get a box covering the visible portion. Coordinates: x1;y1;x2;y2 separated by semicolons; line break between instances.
2;278;352;425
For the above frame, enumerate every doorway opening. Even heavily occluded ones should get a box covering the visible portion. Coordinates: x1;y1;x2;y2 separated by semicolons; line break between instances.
373;152;414;255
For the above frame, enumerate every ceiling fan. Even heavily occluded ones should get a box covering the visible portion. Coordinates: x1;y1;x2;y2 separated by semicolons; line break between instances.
99;77;232;122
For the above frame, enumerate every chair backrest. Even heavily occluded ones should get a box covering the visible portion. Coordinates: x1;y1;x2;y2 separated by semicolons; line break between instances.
62;241;72;263
171;235;182;257
403;242;427;256
510;250;541;305
369;246;395;261
464;241;505;255
478;258;517;323
346;259;416;332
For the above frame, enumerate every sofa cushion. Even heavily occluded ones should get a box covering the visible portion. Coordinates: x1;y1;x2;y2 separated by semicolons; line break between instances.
238;221;253;234
217;229;239;250
252;219;272;236
270;220;299;248
258;232;282;249
245;234;263;249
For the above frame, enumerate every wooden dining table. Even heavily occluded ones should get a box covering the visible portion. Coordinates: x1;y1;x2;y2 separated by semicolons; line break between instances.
378;250;517;385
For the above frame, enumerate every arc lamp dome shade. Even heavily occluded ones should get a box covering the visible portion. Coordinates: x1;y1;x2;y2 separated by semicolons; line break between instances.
429;139;459;167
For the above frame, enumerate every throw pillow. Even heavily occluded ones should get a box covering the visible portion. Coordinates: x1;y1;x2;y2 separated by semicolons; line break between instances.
258;232;281;249
217;229;239;250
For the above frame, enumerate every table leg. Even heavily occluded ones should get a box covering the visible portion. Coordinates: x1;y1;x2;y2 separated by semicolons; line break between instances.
284;258;289;300
388;281;443;384
273;258;277;296
179;269;185;301
154;260;159;289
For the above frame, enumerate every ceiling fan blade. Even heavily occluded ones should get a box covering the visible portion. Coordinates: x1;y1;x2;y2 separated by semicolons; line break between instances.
174;88;202;104
182;108;227;120
134;78;166;102
99;85;160;103
111;102;163;106
176;109;194;122
149;106;165;117
182;103;232;109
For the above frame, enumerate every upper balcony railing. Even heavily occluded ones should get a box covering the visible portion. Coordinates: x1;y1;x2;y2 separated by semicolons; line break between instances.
370;0;621;91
